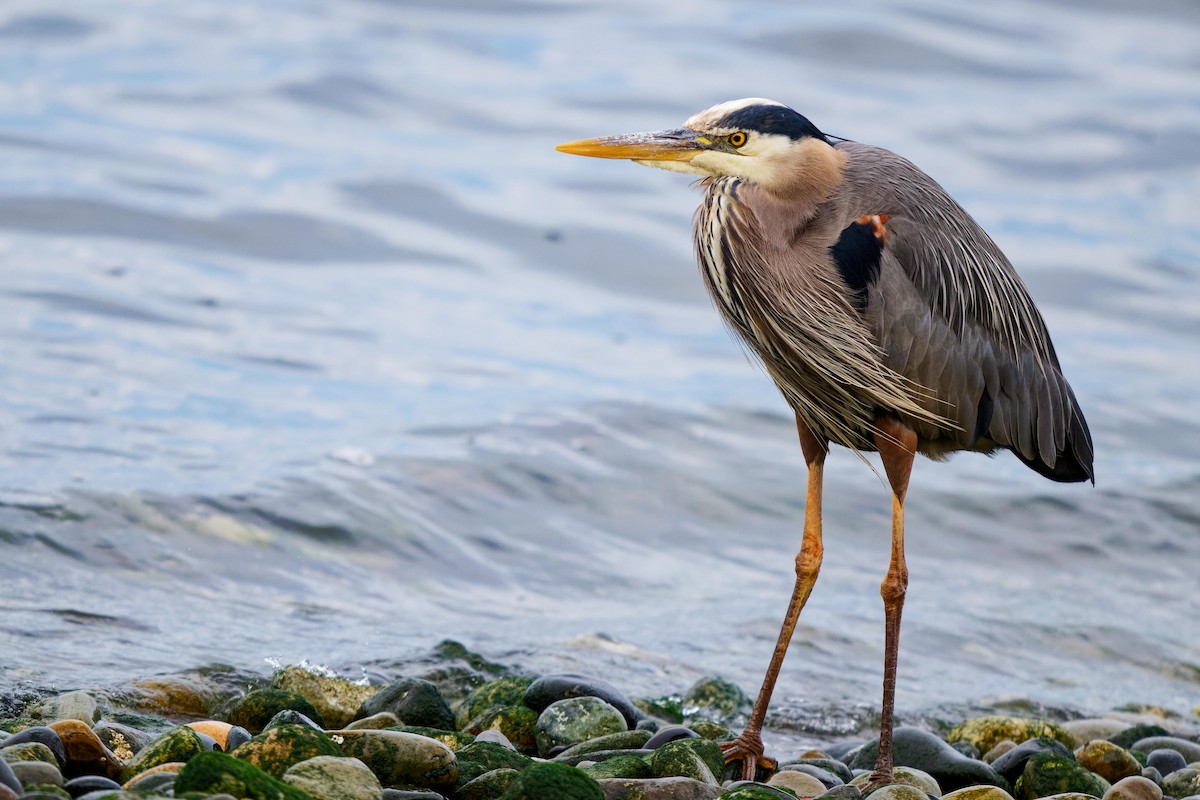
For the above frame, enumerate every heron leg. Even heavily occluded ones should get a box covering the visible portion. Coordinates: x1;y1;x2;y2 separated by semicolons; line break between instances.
866;417;917;787
721;415;827;781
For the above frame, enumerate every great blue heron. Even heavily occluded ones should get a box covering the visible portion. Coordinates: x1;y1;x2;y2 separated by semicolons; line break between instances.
557;98;1093;785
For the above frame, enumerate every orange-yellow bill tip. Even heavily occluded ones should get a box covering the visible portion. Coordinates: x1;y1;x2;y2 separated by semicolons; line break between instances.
555;130;703;161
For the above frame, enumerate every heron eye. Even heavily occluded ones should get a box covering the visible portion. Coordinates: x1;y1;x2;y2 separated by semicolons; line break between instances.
728;131;748;148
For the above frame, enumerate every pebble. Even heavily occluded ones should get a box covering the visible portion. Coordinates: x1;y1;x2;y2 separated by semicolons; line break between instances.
333;729;458;791
850;766;941;796
453;740;533;785
227;689;326;734
783;759;855;785
1075;740;1142;783
474;729;515;749
10;760;64;787
1103;776;1163;800
768;769;829;796
596;776;721;799
344;713;402;731
457;677;535;730
120;726;205;782
815;786;863;800
943;785;1017;800
948;717;1076;755
556;730;653;762
846;726;1004;791
681;678;750;722
471;704;539;753
1132;737;1200;763
723;781;797;799
1063;720;1131;747
458;767;519;800
1;727;67;768
121;767;180;794
495;761;603;799
1;742;60;766
1108;726;1169;751
535;697;628;757
782;763;844;788
983;741;1018;764
62;775;123;797
524;674;642;730
1160;768;1200;798
1014;750;1110;800
358;678;455;732
92;722;151;760
0;760;19;795
281;755;384;800
1144;749;1186;775
1139;766;1162;784
47;720;122;780
991;738;1075;784
647;738;723;786
581;754;653;780
33;693;99;727
230;723;346;779
861;784;930;800
174;750;310;799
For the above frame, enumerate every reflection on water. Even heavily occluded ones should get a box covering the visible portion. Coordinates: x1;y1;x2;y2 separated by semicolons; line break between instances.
1;0;1198;735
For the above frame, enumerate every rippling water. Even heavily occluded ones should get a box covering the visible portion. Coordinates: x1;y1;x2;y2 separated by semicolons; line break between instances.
2;0;1199;742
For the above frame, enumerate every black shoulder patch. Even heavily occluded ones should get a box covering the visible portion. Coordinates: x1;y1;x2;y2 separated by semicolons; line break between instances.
718;104;827;142
830;220;884;313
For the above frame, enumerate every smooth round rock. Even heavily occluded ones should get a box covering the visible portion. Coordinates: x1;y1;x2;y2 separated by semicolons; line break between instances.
580;754;654;780
682;678;749;721
598;776;722;799
282;755;383;800
647;738;723;786
185;721;233;751
381;791;447;800
358;678;454;732
851;767;940;796
723;781;797;799
34;694;99;727
174;750;312;799
62;775;122;798
984;741;1019;764
1064;721;1131;748
815;786;863;800
783;759;855;786
264;710;323;732
0;760;19;794
332;729;458;791
344;713;401;731
1160;769;1200;798
778;763;843;789
496;761;603;800
1102;776;1163;800
231;723;345;779
475;729;515;749
523;675;641;730
645;727;700;750
121;768;179;794
1139;766;1161;784
859;784;929;800
555;730;653;762
535;697;627;757
120;726;205;782
11;761;64;787
92;722;151;761
226;725;254;750
1076;741;1141;783
943;786;1018;800
949;717;1076;755
228;689;326;734
1015;751;1110;800
992;738;1076;784
457;677;535;729
1;742;59;765
454;740;533;785
273;666;378;731
47;720;122;780
768;769;829;796
1133;738;1200;763
472;705;538;753
1144;749;1186;775
1;727;67;768
1108;727;1169;751
846;727;1002;792
459;768;520;800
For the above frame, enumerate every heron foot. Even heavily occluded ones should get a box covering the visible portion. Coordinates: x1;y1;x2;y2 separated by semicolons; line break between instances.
859;769;896;793
720;730;777;782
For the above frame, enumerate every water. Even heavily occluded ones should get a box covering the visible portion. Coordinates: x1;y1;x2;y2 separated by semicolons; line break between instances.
2;0;1199;743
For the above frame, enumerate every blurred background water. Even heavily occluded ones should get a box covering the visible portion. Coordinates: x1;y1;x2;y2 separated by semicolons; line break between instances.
1;0;1199;742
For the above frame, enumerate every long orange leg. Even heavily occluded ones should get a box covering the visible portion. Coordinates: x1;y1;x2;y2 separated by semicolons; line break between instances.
721;415;827;781
866;417;917;786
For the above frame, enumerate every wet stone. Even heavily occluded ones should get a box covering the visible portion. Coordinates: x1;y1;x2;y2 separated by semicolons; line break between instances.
952;741;981;760
359;678;455;732
1131;738;1200;763
174;751;313;800
333;729;458;791
581;754;654;780
597;776;723;798
558;748;655;767
227;689;325;735
1014;751;1110;800
686;721;733;743
1138;766;1160;784
992;738;1076;785
846;727;1004;792
495;761;603;800
645;727;699;750
815;786;863;800
382;791;448;800
92;722;151;761
1064;721;1131;748
681;679;749;723
782;759;855;786
281;755;384;800
524;675;641;731
943;786;1018;800
264;709;324;732
1107;727;1169;752
536;698;628;757
862;785;930;800
273;666;378;731
62;774;122;797
47;721;122;780
2;742;60;766
33;694;99;727
1143;749;1186;775
984;741;1019;764
781;763;844;789
1102;776;1163;800
230;723;346;779
949;717;1076;756
471;705;539;754
0;759;18;794
851;766;940;796
454;740;533;786
1075;740;1141;783
721;781;796;799
648;738;723;787
456;677;535;730
556;730;653;762
393;726;475;752
1160;768;1200;798
120;726;205;783
226;725;253;750
458;767;520;800
11;760;64;787
344;712;401;731
1;728;67;768
768;768;828;795
475;729;515;749
122;768;179;794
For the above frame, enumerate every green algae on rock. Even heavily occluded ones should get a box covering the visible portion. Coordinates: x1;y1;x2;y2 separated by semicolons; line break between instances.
682;679;750;722
1014;751;1109;800
554;729;652;762
272;667;376;731
120;726;205;783
392;725;475;752
580;754;654;780
535;697;627;757
227;690;326;734
459;767;521;800
358;678;455;732
470;704;539;753
230;723;345;779
496;761;603;800
943;785;1018;800
457;677;535;729
174;750;314;800
332;729;457;791
949;717;1076;756
1074;740;1141;783
1159;768;1200;798
454;740;534;786
1;742;60;766
648;738;725;786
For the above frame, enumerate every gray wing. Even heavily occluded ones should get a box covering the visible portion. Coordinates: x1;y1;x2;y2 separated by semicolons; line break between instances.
837;141;1093;482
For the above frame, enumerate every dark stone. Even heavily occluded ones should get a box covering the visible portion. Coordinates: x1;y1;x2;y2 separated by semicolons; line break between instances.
225;725;253;750
554;730;652;762
263;710;323;732
951;741;981;760
1108;726;1170;751
636;719;660;732
785;763;845;788
824;740;868;761
124;771;177;794
227;690;325;734
991;737;1074;785
781;759;855;785
359;678;454;731
1;727;66;768
523;675;641;729
816;785;863;800
723;781;798;799
63;775;121;797
382;791;447;800
1132;738;1200;763
192;731;220;751
494;761;603;799
645;726;700;750
846;727;1008;791
0;759;19;794
1014;751;1109;800
1140;765;1162;784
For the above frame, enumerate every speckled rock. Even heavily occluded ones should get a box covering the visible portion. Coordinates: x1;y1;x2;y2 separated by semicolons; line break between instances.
393;726;475;752
2;742;59;766
332;729;458;791
557;731;654;762
0;728;66;768
47;720;122;780
1075;741;1141;783
459;767;521;800
861;785;930;800
582;755;655;780
524;675;641;731
1064;722;1131;748
648;739;723;787
943;785;1018;800
1102;776;1162;800
846;727;1004;791
992;738;1076;785
1014;751;1110;800
10;760;63;787
174;751;313;800
768;769;827;796
358;678;455;732
536;698;628;757
344;713;401;731
227;690;325;734
120;726;204;782
814;786;863;800
1160;768;1200;798
681;679;749;722
273;667;378;731
281;755;383;800
125;676;224;719
458;677;536;729
496;761;603;800
32;693;99;727
1132;737;1200;763
93;722;152;761
230;723;345;779
851;767;940;796
454;741;534;786
949;717;1076;756
471;705;539;754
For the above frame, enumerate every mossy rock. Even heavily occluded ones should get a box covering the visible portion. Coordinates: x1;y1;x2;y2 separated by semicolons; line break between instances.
17;785;70;799
231;723;345;779
227;690;325;734
333;729;458;791
472;705;539;753
1106;725;1169;751
456;740;534;786
683;678;750;721
1014;751;1110;800
535;697;627;757
120;726;206;783
2;741;59;765
554;730;653;761
949;717;1076;755
635;696;685;725
459;767;521;800
580;754;653;780
280;754;383;800
358;678;454;731
497;761;604;800
719;784;797;799
648;738;724;785
942;786;1017;800
1074;740;1140;783
272;667;377;731
688;720;735;742
1161;768;1200;798
0;718;38;734
174;750;313;800
392;726;474;751
457;677;536;729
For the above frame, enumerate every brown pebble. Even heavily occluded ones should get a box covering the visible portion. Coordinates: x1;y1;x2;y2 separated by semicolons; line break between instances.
0;784;17;800
983;739;1018;764
186;721;233;750
47;720;124;780
799;749;831;760
1103;776;1164;800
1076;740;1141;783
123;761;187;790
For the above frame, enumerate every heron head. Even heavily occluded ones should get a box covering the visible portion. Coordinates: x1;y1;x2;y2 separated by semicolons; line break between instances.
557;98;842;196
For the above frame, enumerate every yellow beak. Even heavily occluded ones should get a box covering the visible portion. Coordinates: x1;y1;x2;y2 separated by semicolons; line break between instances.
556;128;706;161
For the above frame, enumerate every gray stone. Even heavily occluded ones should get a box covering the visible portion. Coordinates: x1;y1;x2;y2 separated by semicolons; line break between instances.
333;729;458;791
35;692;99;726
524;675;642;730
535;697;628;757
783;763;844;788
282;755;384;800
1144;750;1186;776
846;726;1007;791
851;767;940;796
475;730;516;749
597;776;721;799
815;787;863;800
359;678;454;732
1132;738;1200;764
943;786;1018;800
9;760;63;787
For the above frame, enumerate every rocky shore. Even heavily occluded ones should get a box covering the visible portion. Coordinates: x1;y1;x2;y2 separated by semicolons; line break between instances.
2;642;1198;800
